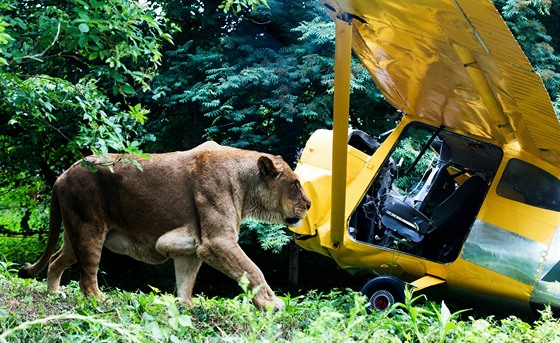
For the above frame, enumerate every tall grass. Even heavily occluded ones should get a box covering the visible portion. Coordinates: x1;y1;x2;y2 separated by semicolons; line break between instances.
1;260;558;342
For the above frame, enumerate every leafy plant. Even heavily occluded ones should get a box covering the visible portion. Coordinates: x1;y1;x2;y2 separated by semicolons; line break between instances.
219;0;269;14
147;0;392;161
1;264;560;342
433;301;471;343
239;219;292;253
0;237;48;265
0;0;171;238
496;0;560;119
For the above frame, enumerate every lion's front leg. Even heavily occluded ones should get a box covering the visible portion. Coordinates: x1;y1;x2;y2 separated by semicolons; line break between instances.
194;189;284;311
173;255;203;306
197;236;285;311
155;230;201;305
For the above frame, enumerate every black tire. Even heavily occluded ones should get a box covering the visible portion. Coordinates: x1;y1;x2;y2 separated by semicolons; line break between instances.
361;276;406;311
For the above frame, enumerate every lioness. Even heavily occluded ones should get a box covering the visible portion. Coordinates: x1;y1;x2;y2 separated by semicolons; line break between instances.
19;141;311;310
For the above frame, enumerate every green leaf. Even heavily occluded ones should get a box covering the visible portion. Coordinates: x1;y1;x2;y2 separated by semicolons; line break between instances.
121;84;135;95
78;23;90;33
177;315;192;328
90;0;104;8
14;96;26;106
76;8;90;21
88;51;98;60
79;35;88;47
131;159;143;172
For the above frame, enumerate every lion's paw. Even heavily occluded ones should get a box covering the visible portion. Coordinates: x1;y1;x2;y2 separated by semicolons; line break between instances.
47;291;67;300
256;296;285;312
270;297;285;312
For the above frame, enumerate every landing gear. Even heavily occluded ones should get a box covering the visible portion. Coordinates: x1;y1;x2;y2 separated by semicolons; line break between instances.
361;276;406;311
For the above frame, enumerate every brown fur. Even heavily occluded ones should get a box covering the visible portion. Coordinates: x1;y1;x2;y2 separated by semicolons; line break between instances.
19;141;310;310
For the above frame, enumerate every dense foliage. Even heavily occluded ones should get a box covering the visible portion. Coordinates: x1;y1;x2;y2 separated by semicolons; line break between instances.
497;0;560;113
0;0;172;237
1;261;559;342
143;0;392;158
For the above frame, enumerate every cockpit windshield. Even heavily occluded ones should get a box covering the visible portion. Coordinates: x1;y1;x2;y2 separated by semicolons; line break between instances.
349;122;503;263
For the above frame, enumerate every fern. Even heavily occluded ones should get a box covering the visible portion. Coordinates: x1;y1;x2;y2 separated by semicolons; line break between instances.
147;0;394;158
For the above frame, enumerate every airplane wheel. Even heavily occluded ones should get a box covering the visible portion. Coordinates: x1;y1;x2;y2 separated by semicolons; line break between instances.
361;276;405;312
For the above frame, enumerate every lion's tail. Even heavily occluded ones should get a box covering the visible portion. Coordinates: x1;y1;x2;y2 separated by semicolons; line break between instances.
18;190;62;279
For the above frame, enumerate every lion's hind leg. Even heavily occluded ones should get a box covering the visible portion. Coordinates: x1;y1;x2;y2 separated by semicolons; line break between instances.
62;220;107;299
47;231;77;294
75;236;105;298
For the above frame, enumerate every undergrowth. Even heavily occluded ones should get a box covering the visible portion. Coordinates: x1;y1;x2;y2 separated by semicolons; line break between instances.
0;260;559;342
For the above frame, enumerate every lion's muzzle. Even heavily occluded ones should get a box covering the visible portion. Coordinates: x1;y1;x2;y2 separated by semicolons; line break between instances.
285;217;303;227
285;200;310;227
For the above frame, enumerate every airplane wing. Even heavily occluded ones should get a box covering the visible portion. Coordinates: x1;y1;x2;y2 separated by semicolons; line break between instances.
321;0;560;164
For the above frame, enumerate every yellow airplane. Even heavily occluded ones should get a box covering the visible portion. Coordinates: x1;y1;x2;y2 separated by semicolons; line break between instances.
290;0;560;314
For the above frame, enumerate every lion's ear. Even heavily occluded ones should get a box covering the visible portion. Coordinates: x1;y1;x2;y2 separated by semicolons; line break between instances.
258;155;284;179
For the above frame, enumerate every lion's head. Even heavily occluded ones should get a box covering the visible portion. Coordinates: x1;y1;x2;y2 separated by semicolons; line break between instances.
252;155;311;226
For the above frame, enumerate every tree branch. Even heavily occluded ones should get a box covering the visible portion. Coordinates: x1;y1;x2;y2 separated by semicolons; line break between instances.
17;21;61;63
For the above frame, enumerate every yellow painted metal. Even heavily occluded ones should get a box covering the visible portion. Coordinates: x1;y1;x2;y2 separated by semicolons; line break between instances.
294;118;540;305
481;151;560;243
451;45;514;145
291;0;560;311
329;17;353;249
410;275;446;292
320;0;560;165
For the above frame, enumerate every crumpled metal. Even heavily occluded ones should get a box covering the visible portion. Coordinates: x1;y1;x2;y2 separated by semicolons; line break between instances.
322;0;560;164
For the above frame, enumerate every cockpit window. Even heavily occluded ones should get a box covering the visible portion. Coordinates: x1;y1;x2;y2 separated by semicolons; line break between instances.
349;122;503;263
497;159;560;212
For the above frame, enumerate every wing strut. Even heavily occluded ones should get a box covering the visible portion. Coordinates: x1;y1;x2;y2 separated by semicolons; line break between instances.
329;17;353;249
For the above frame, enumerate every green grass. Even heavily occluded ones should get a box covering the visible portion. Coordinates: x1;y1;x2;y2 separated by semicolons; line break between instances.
0;260;558;343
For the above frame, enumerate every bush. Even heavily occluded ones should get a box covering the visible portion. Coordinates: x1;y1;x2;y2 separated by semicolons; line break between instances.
0;237;48;266
1;260;559;342
239;219;292;253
